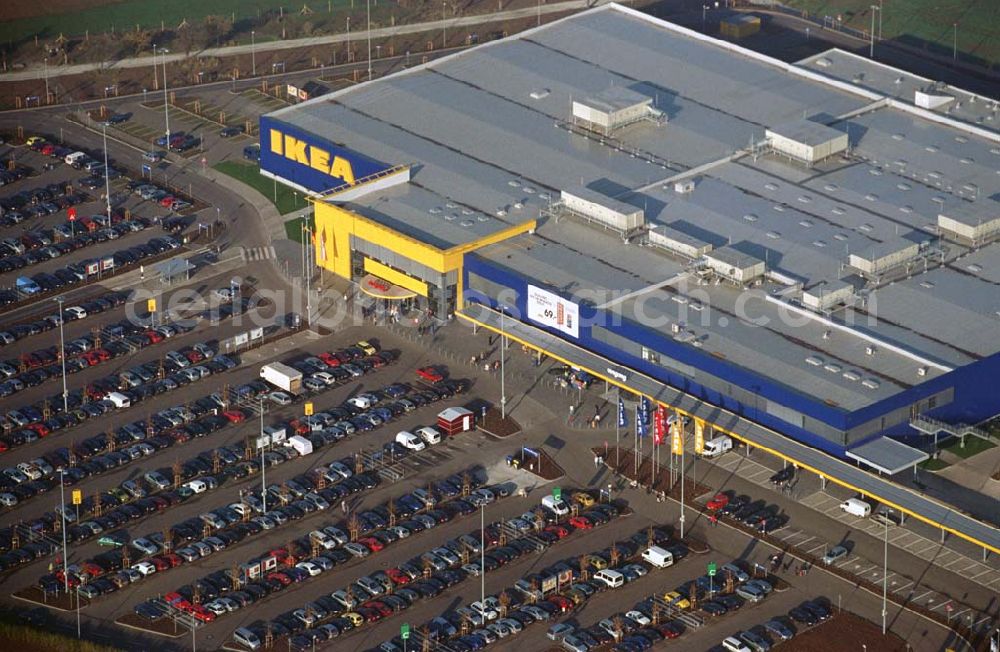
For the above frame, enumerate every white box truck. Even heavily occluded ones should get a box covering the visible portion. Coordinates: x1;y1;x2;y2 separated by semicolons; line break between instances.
264;425;287;446
107;392;131;409
286;434;313;456
701;435;733;458
641;545;674;568
260;362;302;394
840;497;871;518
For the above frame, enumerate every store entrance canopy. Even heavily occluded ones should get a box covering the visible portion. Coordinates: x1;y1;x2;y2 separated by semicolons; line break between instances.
846;437;929;476
359;274;417;300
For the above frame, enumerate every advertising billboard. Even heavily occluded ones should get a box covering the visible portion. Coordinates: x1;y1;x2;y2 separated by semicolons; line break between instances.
526;284;579;338
259;116;391;193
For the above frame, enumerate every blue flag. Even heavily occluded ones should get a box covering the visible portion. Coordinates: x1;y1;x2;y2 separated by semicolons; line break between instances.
640;397;651;425
617;398;627;428
637;404;648;438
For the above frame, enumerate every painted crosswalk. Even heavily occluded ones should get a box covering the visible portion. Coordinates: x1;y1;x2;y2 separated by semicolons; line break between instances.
242;245;276;262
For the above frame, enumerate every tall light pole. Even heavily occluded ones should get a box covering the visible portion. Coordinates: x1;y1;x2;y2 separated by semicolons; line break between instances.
878;0;883;39
251;31;256;76
59;470;68;593
56;297;68;412
152;44;158;92
260;395;267;515
162;47;171;144
366;0;373;81
702;4;708;30
442;2;448;49
347;17;351;62
43;58;49;103
102;125;112;223
869;6;879;58
952;22;958;60
882;511;889;634
480;503;485;607
499;306;507;419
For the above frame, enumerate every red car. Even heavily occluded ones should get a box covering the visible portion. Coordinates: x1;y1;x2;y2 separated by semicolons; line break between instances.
149;556;170;571
656;622;683;639
706;492;730;511
159;195;176;208
386;568;411;585
363;600;393;617
93;348;112;362
185;350;204;363
190;605;215;622
286;419;310;435
358;537;384;552
318;352;340;367
416;366;444;383
163;553;183;568
547;595;573;613
27;423;50;437
568;515;593;530
267;572;292;586
144;330;164;344
544;524;571;539
222;410;246;423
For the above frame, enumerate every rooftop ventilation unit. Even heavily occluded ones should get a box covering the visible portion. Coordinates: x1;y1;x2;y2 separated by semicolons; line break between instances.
765;119;848;164
571;87;663;135
674;180;695;194
647;223;713;260
558;186;645;236
701;245;765;285
801;278;853;312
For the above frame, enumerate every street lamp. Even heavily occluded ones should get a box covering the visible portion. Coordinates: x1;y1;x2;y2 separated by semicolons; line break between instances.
952;22;958;61
43;57;49;103
480;502;486;608
366;0;373;81
442;2;448;49
59;469;69;593
499;304;507;419
251;31;257;76
347;17;351;62
260;395;267;515
56;297;68;412
102;125;112;224
869;5;880;58
882;509;889;634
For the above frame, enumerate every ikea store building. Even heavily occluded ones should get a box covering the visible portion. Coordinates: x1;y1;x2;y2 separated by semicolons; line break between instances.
259;4;1000;472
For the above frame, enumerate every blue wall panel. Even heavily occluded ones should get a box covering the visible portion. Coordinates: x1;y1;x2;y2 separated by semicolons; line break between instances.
463;254;1000;458
259;115;390;193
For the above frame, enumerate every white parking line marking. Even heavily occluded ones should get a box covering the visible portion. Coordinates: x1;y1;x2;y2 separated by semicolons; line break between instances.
912;590;932;602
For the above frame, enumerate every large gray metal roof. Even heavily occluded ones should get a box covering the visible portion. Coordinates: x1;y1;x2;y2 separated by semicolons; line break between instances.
267;3;1000;410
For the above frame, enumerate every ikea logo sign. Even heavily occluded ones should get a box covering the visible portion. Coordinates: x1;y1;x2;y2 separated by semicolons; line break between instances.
269;130;356;185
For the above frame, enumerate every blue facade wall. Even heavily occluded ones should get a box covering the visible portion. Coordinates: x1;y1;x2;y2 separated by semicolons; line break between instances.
463;254;1000;458
259;115;390;193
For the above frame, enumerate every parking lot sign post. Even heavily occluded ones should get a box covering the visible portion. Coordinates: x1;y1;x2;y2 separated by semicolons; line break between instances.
401;623;410;652
707;561;717;596
304;402;314;416
552;486;561;502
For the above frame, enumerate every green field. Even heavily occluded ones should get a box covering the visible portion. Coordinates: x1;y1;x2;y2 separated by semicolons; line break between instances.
213;160;304;215
0;0;351;44
941;436;995;460
783;0;1000;65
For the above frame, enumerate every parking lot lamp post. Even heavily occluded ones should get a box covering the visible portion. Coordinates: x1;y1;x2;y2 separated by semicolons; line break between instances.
500;305;507;419
882;512;888;633
260;395;267;515
346;18;351;61
59;470;68;593
251;31;257;76
162;49;170;149
480;502;485;606
43;58;49;103
102;125;112;223
366;0;373;81
56;297;68;412
442;2;448;49
76;582;81;637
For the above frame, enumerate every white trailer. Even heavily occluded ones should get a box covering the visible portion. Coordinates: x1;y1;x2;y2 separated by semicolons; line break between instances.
286;435;313;456
260;362;302;394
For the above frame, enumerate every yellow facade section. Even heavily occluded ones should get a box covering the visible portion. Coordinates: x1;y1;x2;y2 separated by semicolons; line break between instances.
363;257;429;297
312;200;535;281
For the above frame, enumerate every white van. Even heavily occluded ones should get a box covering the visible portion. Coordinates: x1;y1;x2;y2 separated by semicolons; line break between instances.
184;479;208;494
722;636;751;652
641;545;674;568
840;497;872;518
416;426;442;445
395;431;426;451
701;435;733;458
541;495;569;516
64;151;87;166
593;569;625;589
107;391;131;409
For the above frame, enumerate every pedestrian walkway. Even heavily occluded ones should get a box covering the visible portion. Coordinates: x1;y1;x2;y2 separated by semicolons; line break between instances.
799;491;1000;592
241;245;276;262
